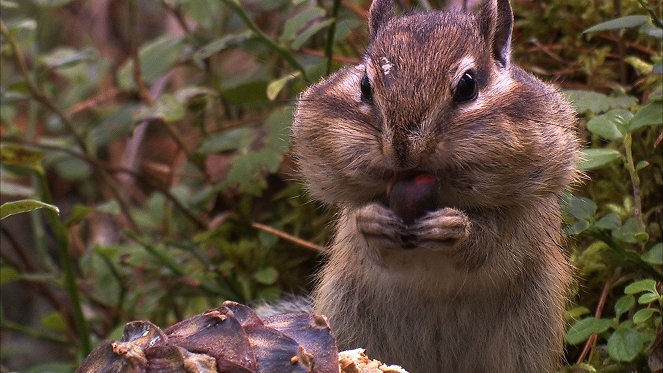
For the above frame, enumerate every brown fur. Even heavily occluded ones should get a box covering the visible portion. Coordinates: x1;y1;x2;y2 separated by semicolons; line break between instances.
292;0;580;372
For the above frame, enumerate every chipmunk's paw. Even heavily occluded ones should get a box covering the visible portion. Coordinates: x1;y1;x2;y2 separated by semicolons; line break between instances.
407;208;470;252
356;203;406;250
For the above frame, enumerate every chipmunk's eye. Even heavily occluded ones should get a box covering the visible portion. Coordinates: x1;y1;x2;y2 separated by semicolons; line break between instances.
453;71;478;103
360;74;373;103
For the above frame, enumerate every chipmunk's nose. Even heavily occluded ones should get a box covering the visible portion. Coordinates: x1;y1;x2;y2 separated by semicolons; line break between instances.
393;138;409;165
384;133;423;169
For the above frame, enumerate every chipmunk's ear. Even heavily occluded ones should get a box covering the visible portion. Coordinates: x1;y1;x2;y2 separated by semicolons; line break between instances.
478;0;513;67
369;0;395;38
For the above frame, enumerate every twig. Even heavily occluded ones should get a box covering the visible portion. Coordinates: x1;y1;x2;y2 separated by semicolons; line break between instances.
0;21;87;151
623;133;645;233
3;138;207;230
128;0;154;105
67;87;120;115
1;21;140;232
325;0;342;75
1;319;69;345
576;268;621;364
161;0;192;34
219;0;308;81
124;231;226;297
251;222;323;252
0;227;72;338
34;171;91;356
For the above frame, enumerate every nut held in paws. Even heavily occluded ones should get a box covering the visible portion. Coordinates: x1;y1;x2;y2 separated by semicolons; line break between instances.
388;174;440;225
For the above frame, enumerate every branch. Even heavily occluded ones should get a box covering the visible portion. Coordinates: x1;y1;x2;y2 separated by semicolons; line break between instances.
251;222;322;252
219;0;308;81
576;268;621;364
0;21;87;151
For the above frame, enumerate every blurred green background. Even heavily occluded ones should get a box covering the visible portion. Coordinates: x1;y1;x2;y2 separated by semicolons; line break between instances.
0;0;661;371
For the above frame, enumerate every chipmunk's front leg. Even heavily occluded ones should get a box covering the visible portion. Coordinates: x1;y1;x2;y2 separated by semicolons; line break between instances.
355;203;407;250
407;208;471;251
355;203;470;252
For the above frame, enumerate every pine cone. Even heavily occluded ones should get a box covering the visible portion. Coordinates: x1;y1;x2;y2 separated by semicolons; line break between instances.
77;301;408;373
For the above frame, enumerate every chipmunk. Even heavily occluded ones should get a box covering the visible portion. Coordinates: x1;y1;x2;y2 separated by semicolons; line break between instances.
291;0;580;372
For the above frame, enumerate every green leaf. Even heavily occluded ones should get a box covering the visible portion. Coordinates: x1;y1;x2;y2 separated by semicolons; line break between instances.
33;0;74;7
0;265;20;285
133;94;186;123
565;317;613;345
638;292;659;304
254;267;279;285
198;127;253;154
174;86;217;103
612;217;642;244
564;90;637;114
267;72;301;101
586;110;632;140
66;201;120;226
566;306;591;320
640;22;663;38
1;144;45;174
629;101;663;131
291;19;335;50
193;31;252;63
281;7;326;42
41;312;66;332
1;200;60;220
217;107;292;194
625;56;653;75
632;308;657;324
635;160;650;172
584;15;649;33
593;213;621;230
568;196;597;220
564;220;591;235
625;279;657;295
641;243;663;265
117;36;184;90
6;19;36;40
51;155;91;181
614;295;635;319
222;80;269;104
607;325;645;362
578;148;621;170
40;47;98;69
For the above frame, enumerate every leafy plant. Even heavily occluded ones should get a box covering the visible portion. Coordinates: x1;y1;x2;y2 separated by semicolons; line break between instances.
560;3;662;371
0;0;661;371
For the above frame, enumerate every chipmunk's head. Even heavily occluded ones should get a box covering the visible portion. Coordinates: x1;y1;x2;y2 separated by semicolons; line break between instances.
293;0;578;210
360;0;513;170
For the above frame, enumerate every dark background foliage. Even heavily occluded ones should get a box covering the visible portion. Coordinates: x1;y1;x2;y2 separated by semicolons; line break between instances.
0;0;661;371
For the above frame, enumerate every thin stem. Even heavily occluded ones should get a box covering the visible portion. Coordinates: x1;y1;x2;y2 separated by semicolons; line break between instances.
638;0;663;29
161;0;192;34
325;0;342;75
128;0;154;105
1;21;139;232
576;268;621;364
0;21;87;151
36;172;91;357
125;231;227;297
1;319;69;345
219;0;308;81
623;133;645;234
3;138;207;229
251;222;322;252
